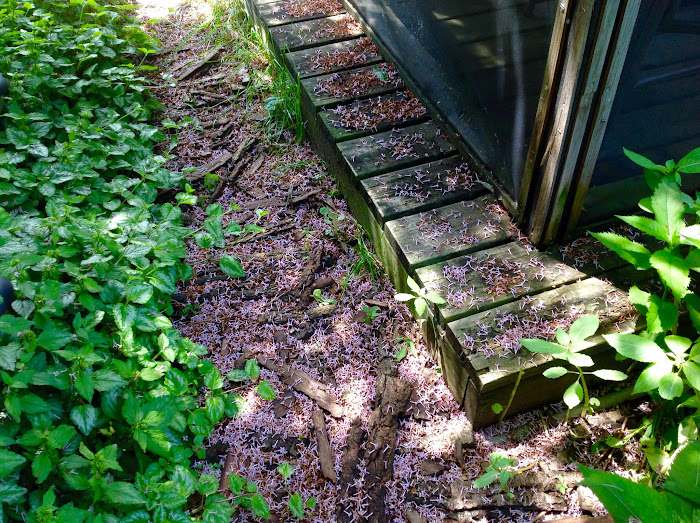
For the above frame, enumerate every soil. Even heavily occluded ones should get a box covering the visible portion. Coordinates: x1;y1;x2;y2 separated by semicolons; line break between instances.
136;2;644;521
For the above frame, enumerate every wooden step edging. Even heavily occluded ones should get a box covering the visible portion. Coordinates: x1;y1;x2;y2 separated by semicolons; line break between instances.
243;0;644;428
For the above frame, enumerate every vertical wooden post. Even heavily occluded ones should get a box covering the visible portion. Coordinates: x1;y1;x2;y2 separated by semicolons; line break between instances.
540;0;622;243
563;0;643;237
526;0;596;245
517;0;575;222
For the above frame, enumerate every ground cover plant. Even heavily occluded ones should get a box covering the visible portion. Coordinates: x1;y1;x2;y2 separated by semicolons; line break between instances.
0;1;267;520
570;148;700;520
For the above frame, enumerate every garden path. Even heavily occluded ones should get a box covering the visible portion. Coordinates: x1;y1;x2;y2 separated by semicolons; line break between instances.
136;1;634;521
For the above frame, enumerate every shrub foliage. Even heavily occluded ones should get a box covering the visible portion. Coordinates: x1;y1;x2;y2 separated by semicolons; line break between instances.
0;2;256;521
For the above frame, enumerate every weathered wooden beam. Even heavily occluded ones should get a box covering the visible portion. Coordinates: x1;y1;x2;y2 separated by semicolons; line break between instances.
384;196;512;270
337;121;455;180
361;155;486;224
286;37;382;79
269;14;364;52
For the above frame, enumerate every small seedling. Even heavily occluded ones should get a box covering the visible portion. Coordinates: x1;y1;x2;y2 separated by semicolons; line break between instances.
473;452;517;498
362;304;379;324
277;462;294;480
521;314;627;417
319;206;346;237
313;288;337;306
395;276;445;317
394;337;416;362
228;360;276;400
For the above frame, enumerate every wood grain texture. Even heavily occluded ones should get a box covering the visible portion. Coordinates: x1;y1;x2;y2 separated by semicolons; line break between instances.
362;155;486;224
384;196;512;269
337;121;455;180
269;14;364;52
415;241;588;324
286;37;382;79
258;0;345;27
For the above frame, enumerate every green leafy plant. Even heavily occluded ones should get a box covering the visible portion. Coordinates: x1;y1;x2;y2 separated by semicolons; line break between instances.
312;288;336;306
228;473;271;519
275;462;316;520
227;359;276;399
362;304;379;324
579;441;700;523
473;452;517;498
521;315;627;416
590;147;700;465
319;206;346;238
395;276;446;318
394;337;416;362
0;1;266;520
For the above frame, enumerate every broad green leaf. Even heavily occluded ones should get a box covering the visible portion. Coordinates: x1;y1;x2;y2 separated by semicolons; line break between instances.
666;335;692;358
563;379;583;409
0;316;31;335
250;493;270;518
603;333;668;363
473;469;499;488
104;482;146;505
0;482;27;505
256;381;276;400
32;452;52;483
0;449;26;478
37;327;74;351
245;359;261;379
633;360;673;394
579;464;684;523
676;147;700;173
543;366;568;379
394;293;415;302
650;250;690;301
520;339;566;355
590;232;651;269
0;342;22;371
591;369;627;381
75;373;95;402
407;276;420;293
288;494;305;519
413;297;426;317
71;405;99;435
652;178;686;245
197;474;219;495
277;462;294;479
618;215;668;242
125;283;153;304
679;225;700;249
569;314;600;348
555;328;570;346
659;372;684;400
566;351;595;368
92;370;126;392
682;362;700;391
48;425;76;449
205;395;225;422
664;441;700;504
139;367;164;381
645;296;679;336
624;148;664;172
219;255;245;278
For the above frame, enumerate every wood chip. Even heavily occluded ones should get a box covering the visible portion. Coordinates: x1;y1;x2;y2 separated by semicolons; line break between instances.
312;409;338;483
256;356;343;417
337;418;365;523
178;44;224;82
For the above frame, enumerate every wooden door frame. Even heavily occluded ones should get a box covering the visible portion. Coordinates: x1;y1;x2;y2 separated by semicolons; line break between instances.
519;0;642;245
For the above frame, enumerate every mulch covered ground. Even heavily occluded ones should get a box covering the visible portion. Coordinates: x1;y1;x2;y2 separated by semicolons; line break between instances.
136;1;644;521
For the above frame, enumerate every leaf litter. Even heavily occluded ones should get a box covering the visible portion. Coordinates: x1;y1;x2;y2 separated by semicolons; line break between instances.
137;1;645;521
